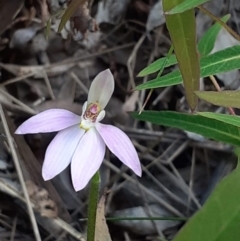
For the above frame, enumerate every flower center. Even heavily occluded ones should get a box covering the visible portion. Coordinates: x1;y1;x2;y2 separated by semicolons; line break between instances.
80;102;102;130
83;103;101;122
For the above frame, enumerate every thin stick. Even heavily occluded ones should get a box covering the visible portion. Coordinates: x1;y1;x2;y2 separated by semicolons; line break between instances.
168;162;201;209
0;104;42;241
0;88;36;115
198;6;240;41
70;72;89;94
42;71;56;100
139;28;163;112
104;160;185;217
10;217;17;241
139;89;153;114
187;148;196;215
0;180;85;241
2;72;34;86
127;34;146;89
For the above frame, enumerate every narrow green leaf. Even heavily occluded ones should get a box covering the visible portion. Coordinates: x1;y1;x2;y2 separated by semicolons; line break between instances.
172;166;240;241
131;111;240;146
156;45;175;78
138;55;178;77
136;46;240;90
58;0;87;32
198;112;240;128
137;70;182;89
198;14;230;56
166;0;211;14
138;15;230;77
195;91;240;108
163;0;200;109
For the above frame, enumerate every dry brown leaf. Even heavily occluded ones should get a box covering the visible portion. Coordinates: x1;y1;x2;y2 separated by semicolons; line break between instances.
40;0;50;24
71;1;99;37
58;0;88;32
95;194;112;241
0;62;75;78
26;180;58;218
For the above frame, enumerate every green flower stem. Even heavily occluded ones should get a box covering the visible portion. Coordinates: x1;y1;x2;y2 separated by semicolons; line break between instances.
87;171;100;241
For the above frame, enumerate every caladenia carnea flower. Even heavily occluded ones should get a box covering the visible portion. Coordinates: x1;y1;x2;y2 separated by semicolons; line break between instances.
15;69;142;191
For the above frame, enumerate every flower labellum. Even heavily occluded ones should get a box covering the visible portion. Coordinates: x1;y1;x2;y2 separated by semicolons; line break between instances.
15;69;142;191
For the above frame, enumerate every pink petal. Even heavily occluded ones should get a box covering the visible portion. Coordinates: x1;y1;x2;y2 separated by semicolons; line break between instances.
42;125;85;180
71;127;105;191
15;109;81;134
96;123;142;176
87;69;114;109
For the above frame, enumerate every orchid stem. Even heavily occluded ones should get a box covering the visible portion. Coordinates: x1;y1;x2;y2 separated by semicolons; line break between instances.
87;171;100;241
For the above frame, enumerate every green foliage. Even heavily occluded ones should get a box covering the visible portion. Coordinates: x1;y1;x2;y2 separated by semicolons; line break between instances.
45;19;52;39
138;14;230;77
163;0;200;109
172;164;240;241
132;4;240;240
198;14;230;56
195;91;240;108
131;111;240;146
198;112;240;127
58;0;87;32
137;55;177;77
166;0;211;14
136;46;240;90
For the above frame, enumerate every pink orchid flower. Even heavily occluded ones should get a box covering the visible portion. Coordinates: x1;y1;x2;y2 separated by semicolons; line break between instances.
15;69;142;191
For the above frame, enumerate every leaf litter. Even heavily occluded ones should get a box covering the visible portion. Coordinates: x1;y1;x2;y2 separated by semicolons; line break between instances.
0;0;239;240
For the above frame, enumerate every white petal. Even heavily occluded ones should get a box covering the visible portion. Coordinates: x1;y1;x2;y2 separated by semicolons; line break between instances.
71;127;105;191
15;109;81;134
42;125;85;180
96;123;142;176
87;69;114;109
96;110;105;122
